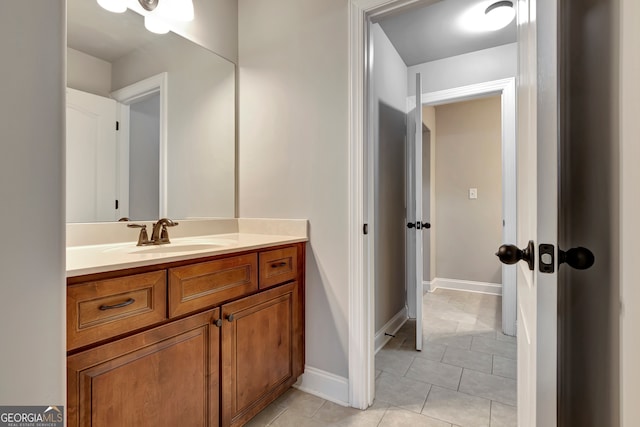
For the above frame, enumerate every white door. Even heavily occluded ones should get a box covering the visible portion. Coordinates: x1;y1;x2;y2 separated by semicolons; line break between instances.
406;73;423;351
66;88;118;222
511;0;558;425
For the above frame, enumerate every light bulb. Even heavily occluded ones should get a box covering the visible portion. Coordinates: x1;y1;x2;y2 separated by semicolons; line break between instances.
97;0;127;13
144;15;170;34
156;0;194;22
484;1;515;31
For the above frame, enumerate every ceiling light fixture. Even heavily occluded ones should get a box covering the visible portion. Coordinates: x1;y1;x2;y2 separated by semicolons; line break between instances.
97;0;127;13
96;0;194;35
484;1;515;30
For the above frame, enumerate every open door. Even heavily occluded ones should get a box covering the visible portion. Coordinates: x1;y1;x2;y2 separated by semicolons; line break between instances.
66;88;118;222
406;73;424;351
494;1;559;425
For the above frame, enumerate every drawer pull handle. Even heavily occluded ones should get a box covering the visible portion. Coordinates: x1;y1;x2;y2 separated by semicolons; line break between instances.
271;262;288;268
213;319;223;328
99;298;135;311
226;314;235;322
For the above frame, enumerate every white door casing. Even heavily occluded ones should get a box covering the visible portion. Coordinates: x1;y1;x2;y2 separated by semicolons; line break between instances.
66;88;118;222
419;78;517;337
405;73;424;350
111;72;168;219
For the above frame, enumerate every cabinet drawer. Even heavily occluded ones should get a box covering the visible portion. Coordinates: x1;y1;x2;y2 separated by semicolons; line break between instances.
168;253;258;318
259;246;298;289
67;271;167;351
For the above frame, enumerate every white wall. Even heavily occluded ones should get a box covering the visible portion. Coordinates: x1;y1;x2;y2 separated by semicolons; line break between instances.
67;48;112;97
169;0;238;64
408;43;517;95
238;0;350;380
0;0;65;407
371;24;407;332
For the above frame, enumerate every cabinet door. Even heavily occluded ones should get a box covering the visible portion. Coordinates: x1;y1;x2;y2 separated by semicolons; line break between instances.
221;282;300;427
68;309;221;427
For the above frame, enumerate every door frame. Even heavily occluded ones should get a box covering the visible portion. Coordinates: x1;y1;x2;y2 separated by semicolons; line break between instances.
348;0;519;409
347;0;440;409
414;78;517;337
111;72;168;219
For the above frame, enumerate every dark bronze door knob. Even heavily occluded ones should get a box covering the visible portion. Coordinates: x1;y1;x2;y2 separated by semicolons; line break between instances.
496;240;535;271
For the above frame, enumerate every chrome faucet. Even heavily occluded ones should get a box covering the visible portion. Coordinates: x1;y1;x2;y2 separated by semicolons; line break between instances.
127;218;179;246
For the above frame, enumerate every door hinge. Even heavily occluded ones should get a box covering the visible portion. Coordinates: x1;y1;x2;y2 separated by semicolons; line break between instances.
363;224;369;235
116;121;120;131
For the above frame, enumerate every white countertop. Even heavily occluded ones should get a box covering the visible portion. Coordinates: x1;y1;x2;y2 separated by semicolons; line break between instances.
66;219;308;278
67;232;307;278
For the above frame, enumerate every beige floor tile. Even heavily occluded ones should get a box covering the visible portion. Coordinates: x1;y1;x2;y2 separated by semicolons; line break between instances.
422;386;491;427
441;347;493;374
406;357;463;390
492;355;517;379
270;409;327;427
379;406;452;427
427;334;473;350
490;401;517;427
274;388;326;417
470;336;517;359
244;401;287;426
375;371;431;413
400;339;447;362
375;348;415;376
458;370;517;406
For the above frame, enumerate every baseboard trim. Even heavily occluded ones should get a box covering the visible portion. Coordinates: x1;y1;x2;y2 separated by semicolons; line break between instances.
423;281;431;294
374;307;408;354
293;365;349;407
429;277;502;296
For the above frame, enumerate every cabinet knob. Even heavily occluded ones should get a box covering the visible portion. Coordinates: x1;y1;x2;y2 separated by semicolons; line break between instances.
213;318;223;327
226;314;235;322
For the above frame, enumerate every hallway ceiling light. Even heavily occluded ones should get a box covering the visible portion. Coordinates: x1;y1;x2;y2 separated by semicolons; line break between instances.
97;0;194;34
458;0;516;33
484;1;515;31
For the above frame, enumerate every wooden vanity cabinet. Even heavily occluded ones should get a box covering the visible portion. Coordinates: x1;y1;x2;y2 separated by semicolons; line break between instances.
221;282;301;427
67;309;221;427
67;243;305;427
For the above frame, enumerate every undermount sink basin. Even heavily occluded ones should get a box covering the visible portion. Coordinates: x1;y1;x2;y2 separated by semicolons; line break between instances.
104;238;236;255
127;243;225;254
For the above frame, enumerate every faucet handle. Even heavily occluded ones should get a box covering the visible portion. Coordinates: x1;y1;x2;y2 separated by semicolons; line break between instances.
127;223;150;246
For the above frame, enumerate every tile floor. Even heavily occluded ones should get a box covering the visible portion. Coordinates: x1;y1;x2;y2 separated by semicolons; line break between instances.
246;289;517;427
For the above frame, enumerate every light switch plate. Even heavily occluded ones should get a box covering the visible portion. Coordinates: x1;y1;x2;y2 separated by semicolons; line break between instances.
469;188;478;199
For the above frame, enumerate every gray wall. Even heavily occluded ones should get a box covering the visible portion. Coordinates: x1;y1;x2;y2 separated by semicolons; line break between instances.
435;97;502;284
408;43;517;95
129;94;160;220
67;47;112;97
112;34;236;219
372;24;407;332
0;0;65;406
238;0;349;378
0;0;239;410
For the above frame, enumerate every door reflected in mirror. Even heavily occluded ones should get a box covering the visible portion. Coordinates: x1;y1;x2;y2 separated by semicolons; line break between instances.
66;0;235;223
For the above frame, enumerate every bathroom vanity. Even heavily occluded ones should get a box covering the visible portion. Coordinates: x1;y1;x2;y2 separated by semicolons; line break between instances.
65;220;307;427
